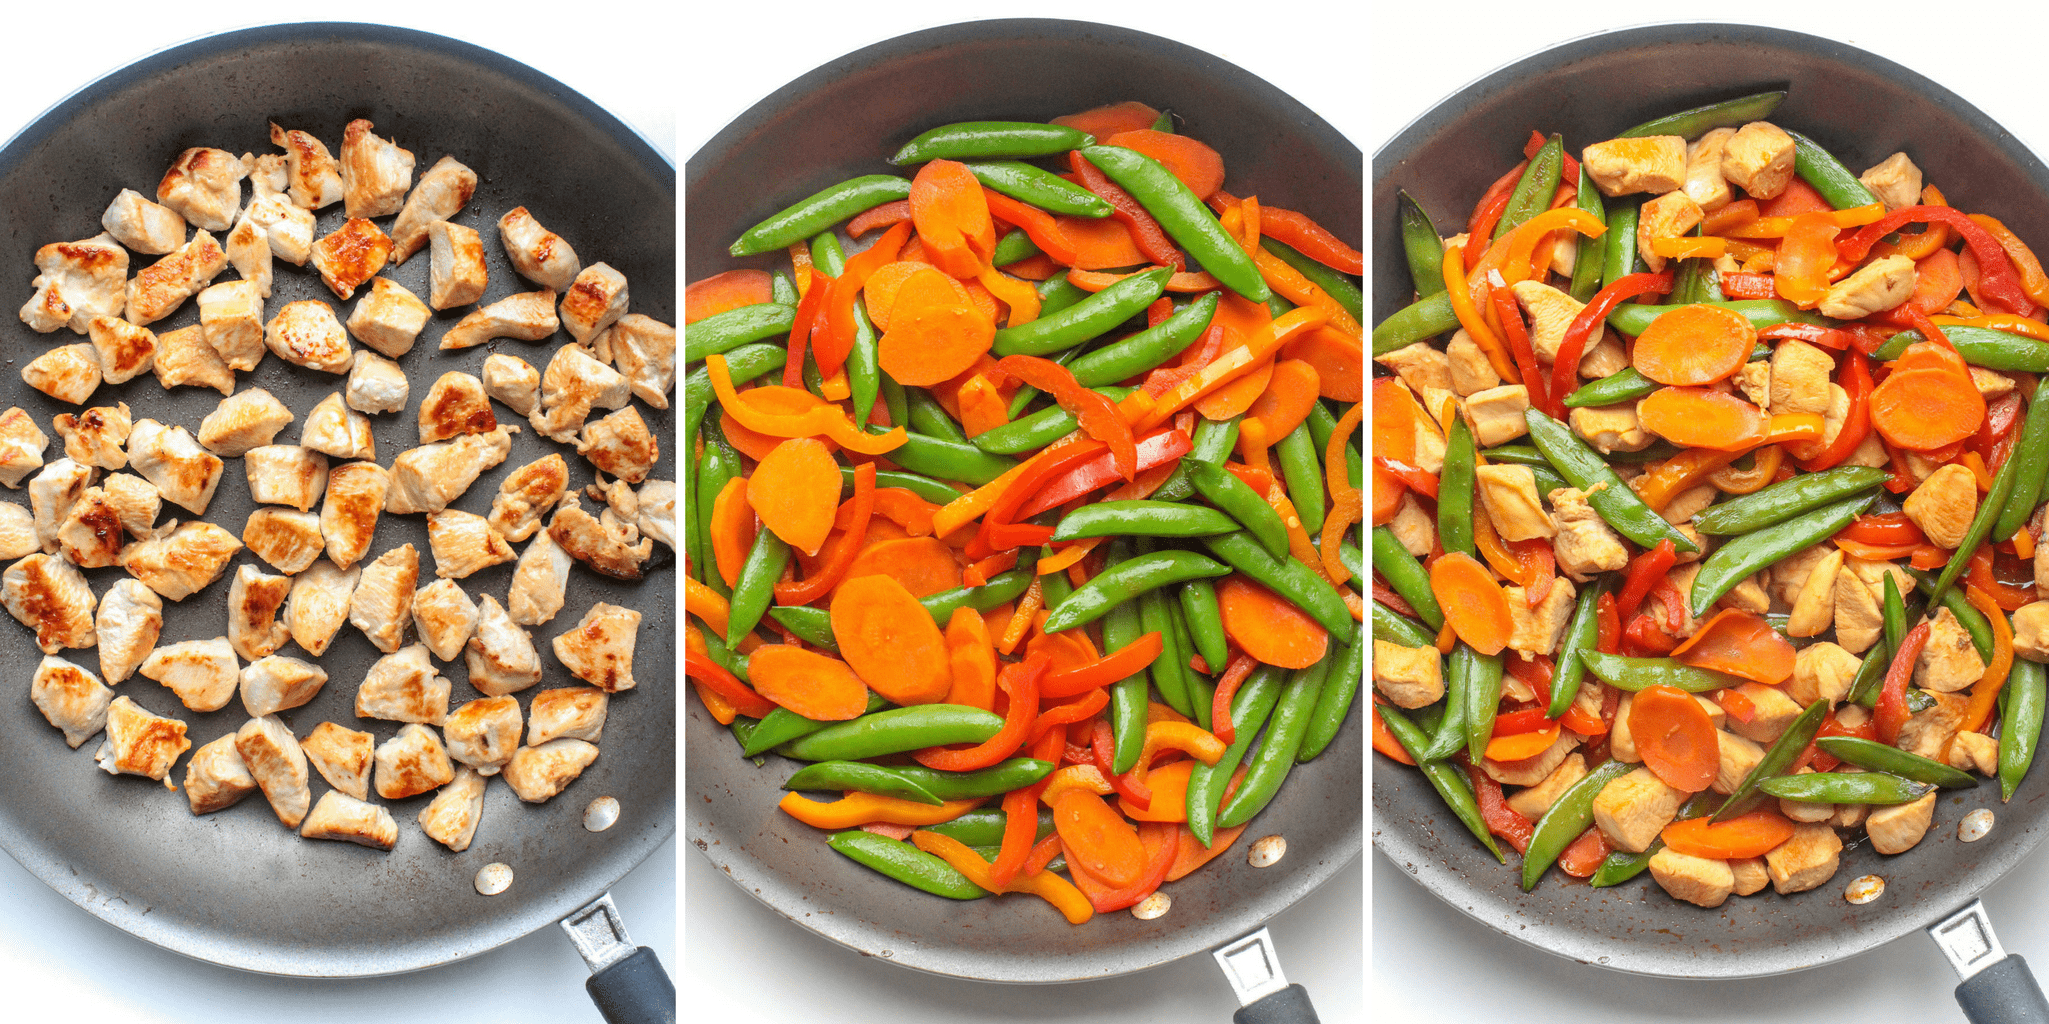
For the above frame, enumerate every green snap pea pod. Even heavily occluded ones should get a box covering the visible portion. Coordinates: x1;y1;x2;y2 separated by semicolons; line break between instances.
1909;568;1998;660
1691;493;1875;616
1690;467;1890;535
730;175;912;256
1885;573;1908;656
1374;602;1435;647
1206;530;1357;643
1277;421;1327;536
782;705;1006;762
1036;275;1092;318
725;527;790;644
1606;299;1832;338
1049;501;1237;542
1191;415;1241;465
991;228;1040;267
692;419;744;593
1044;550;1230;634
1527;409;1698;553
2002;659;2046;802
1477;445;1551;467
1462;643;1507;766
1872;326;2049;372
1602;201;1642;293
1522;759;1637;890
906;387;968;443
783;761;946;805
1567;165;1607;302
1548;579;1608;719
766;606;837;652
1760;772;1934;805
1101;549;1151;775
1580;652;1737;693
1562;367;1658;409
972;387;1136;455
1070;292;1219;387
920;566;1038;625
684;303;798;364
1437;418;1476;557
964;160;1114;217
1495;134;1563;240
1187;460;1290;558
739;692;891;758
1299;635;1363;762
1153;461;1196;502
1397;190;1445;298
1188;666;1284;846
926;808;1054;846
837;465;964;505
1786;130;1881;210
1711;697;1832;822
684;343;784;448
889;759;1057;800
1371;292;1458;355
810;230;847;275
1846;641;1893;711
1180;577;1230;677
1590;793;1721;887
1038;554;1074;609
1139;584;1192;716
828;831;987;900
994;267;1170;357
877;372;909;435
1672;246;1711;307
885;433;1017;487
1217;654;1331;828
1173;597;1214;730
1929;429;2025;607
808;232;883;427
891;122;1092;165
1816;737;1977;789
1994;376;2049;542
1263;238;1362;323
1420;644;1476;762
770;272;799;306
1378;702;1504;862
1619;91;1787;139
1080;145;1269;302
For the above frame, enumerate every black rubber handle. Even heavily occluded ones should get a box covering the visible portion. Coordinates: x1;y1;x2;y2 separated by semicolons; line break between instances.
585;946;676;1024
1233;983;1319;1024
1958;956;2049;1024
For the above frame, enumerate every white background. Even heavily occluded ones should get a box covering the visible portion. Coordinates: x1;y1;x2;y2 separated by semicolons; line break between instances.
0;6;675;1023
1371;8;2049;1022
682;4;1364;1022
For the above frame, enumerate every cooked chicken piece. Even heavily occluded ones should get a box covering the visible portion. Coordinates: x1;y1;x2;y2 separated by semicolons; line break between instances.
1386;494;1433;557
1722;856;1770;897
1833;566;1884;655
1712;729;1766;795
635;480;676;549
0;502;37;559
197;388;291;457
1636;191;1705;274
320;461;386;570
30;458;92;554
1720;122;1797;200
239;653;327;718
126;230;226;327
151;324;236;395
445;696;522;775
440;288;559;350
240;185;317;266
547;495;652;581
338;119;415;219
2014;601;2049;663
21;233;128;335
375;723;454;799
31;655;111;747
391;155;478;263
603;314;675;409
5;551;95;652
1460;384;1531;447
299;791;399;851
578;407;657;484
331;285;425;368
1647;847;1734;908
560;262;629;345
298;392;374;461
412;578;478;661
1860;152;1924;211
356;644;452;726
1788;641;1860;708
1373;341;1452;395
1819;254;1915;321
1480;727;1581;786
1507;578;1576;656
269;124;342;210
0;408;47;488
1372;640;1442;709
1786;548;1844;638
226;564;292;662
82;322;158;395
1765;823;1843;894
1681;127;1736;211
1506;753;1587;821
384;427;514;514
1950;730;2000;775
1898;691;1967;761
299;721;374;799
140;637;239;712
101;188;185;255
57;487;126;568
418;767;488;851
194;279;265;371
344;349;408;416
532;344;632;442
1592;767;1687;853
1917;607;1987;693
1582;136;1686;196
468;593;543;696
1769;339;1833;418
184;733;257;814
1766;542;1836;607
1724;682;1802;745
498;206;581;290
1549;486;1628;580
1859;790;1939;856
552;602;640;692
1904;463;1977;550
1973;367;2019;400
419;371;497;444
508;528;572;626
236;714;312;828
1444;330;1502;396
243;446;329;512
23;343;102;405
1473;464;1553;542
156;148;245;231
503;738;598;804
425;219;488;309
99;472;158;541
350;544;418;654
426;509;515;579
120;520;240;601
306;218;393;302
94;695;190;782
528;687;608;746
286;559;358;656
224;199;272;297
480;354;539;417
485;454;567;545
1505;281;1583;363
264;299;352;373
52;403;130;471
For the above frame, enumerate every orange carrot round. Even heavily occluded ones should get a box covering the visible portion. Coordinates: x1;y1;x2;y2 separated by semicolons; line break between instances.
1629;684;1720;792
830;574;953;704
1051;101;1161;140
1103;129;1225;200
748;437;842;557
1193;354;1276;420
909;159;995;278
1244;359;1323;444
1636;387;1768;451
842;536;963;598
1280;325;1364;403
1428;552;1514;656
878;303;997;387
1631;303;1757;386
1217;575;1329;668
1659;811;1798;860
1057;215;1146;269
1670;609;1795;685
1117;760;1196;822
746;644;871;721
685;269;773;324
1052;789;1147;887
943;606;998;711
1870;367;1986;450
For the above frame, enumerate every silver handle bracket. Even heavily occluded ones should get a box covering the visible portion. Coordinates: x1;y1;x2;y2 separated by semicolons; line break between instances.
1931;898;2011;983
1213;926;1290;1008
561;891;637;975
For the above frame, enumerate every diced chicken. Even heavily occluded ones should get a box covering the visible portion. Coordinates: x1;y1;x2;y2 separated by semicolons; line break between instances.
0;502;33;559
1505;753;1588;821
578;407;658;485
528;687;608;745
20;234;128;335
385;427;515;514
635;480;676;550
30;655;111;747
1897;691;1967;761
445;696;522;775
51;485;118;568
94;696;190;782
503;738;599;804
532;344;631;442
2014;601;2049;663
498;206;581;290
1406;391;1450;476
1582;136;1687;196
1767;543;1837;608
236;714;312;828
357;644;452;725
468;593;543;696
1386;494;1433;558
1726;682;1802;745
244;446;329;511
1769;339;1833;418
156;148;245;231
419;767;488;851
1579;330;1629;379
441;288;560;351
1445;330;1501;396
481;355;541;419
101;188;185;254
23;343;102;405
338;119;414;218
338;292;429;375
240;189;316;267
1713;729;1766;795
509;528;572;626
285;559;358;657
30;458;92;554
243;505;329;574
1474;464;1553;542
265;299;352;373
1729;856;1771;897
307;219;392;301
375;723;455;799
553;602;640;692
1819;255;1915;320
605;314;676;409
84;320;157;392
1726;363;1771;412
1831;567;1882;656
1636;191;1705;273
1682;127;1736;211
1506;281;1584;363
196;388;291;457
560;263;629;345
1377;345;1453;399
126;231;226;326
346;349;409;414
93;578;160;684
3;553;95;652
391;155;479;263
1972;367;2019;400
100;474;157;541
1717;122;1797;200
349;544;418;654
1649;848;1734;908
1865;791;1937;855
413;578;478;661
1460;384;1530;447
547;494;651;580
1592;767;1687;852
224;198;272;297
52;403;130;471
1507;578;1576;656
298;392;374;461
1904;463;1977;550
1950;730;1999;775
1789;641;1861;708
140;637;239;713
1916;607;1987;693
418;371;497;444
297;722;375;801
320;461;387;569
487;453;568;544
269;124;342;210
193;279;265;371
426;509;515;579
225;564;291;662
184;734;256;815
427;220;489;309
299;791;399;851
1778;765;1836;823
1860;152;1924;211
151;324;235;395
1549;486;1628;581
0;408;47;488
239;653;327;717
1787;548;1844;638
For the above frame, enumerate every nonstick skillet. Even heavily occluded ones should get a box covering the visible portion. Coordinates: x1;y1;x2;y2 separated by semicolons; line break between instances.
0;22;675;978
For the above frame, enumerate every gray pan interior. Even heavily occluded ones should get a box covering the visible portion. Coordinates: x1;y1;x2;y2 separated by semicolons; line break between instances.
686;18;1361;984
0;23;675;977
1372;22;2049;979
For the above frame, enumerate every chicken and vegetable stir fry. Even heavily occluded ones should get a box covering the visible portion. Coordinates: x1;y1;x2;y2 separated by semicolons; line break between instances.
1372;91;2048;907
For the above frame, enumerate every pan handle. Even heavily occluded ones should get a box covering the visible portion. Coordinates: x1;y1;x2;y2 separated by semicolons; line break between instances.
586;946;677;1024
1233;983;1320;1024
1931;900;2049;1024
1214;928;1321;1024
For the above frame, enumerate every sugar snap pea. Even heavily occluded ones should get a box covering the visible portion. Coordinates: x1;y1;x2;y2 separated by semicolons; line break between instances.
975;387;1136;456
828;831;988;900
730;175;912;256
1371;292;1458;355
1051;500;1236;541
1171;597;1212;730
1187;666;1284;846
1102;547;1151;775
1526;408;1697;553
1603;200;1642;292
906;387;967;443
1218;653;1330;828
1816;737;1977;789
766;605;837;652
737;692;891;758
1711;697;1832;822
1496;134;1563;241
993;266;1170;356
1299;637;1362;763
782;705;1006;762
1438;417;1477;557
1069;292;1219;387
1179;577;1230;675
1191;415;1240;465
770;272;799;306
1689;467;1888;535
1418;644;1475;761
1548;580;1607;718
684;303;797;364
1689;492;1875;616
920;565;1038;625
885;433;1017;487
1787;130;1881;210
1929;423;2024;607
924;808;1054;847
691;419;743;593
725;527;790;644
1562;367;1658;409
809;759;1056;802
1278;421;1327;536
684;342;784;446
1579;652;1736;694
1080;145;1270;302
837;465;962;505
1760;771;1933;805
2002;659;2046;802
1139;583;1193;716
1205;530;1356;643
783;761;946;804
1398;190;1445;297
891;122;1092;165
964;160;1114;217
1373;602;1436;647
1523;759;1637;890
1464;643;1508;766
1872;326;2049;372
1187;460;1290;558
1263;238;1362;323
1618;91;1786;139
1605;299;1832;337
1568;165;1607;302
1043;549;1230;634
1378;703;1504;863
991;228;1040;267
1995;375;2049;542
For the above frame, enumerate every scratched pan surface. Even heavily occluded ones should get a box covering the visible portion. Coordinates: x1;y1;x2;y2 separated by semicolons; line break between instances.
1373;22;2049;978
0;24;674;977
686;19;1361;983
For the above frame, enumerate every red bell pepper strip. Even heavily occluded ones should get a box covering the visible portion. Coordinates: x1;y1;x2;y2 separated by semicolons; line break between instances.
1596;591;1621;655
1465;760;1535;853
1976;391;2025;465
1256;205;1362;276
1503;653;1555;707
1028;688;1110;742
1649;578;1686;632
1209;652;1258;745
1623;613;1681;656
1490;275;1550;415
990;785;1040;887
848;199;912;238
1467;160;1527;241
1492;706;1553;737
962;549;1019;587
1091;720;1151;809
1795;350;1872;472
1839;511;1924;547
1719;272;1776;300
1017;428;1193;519
1043;632;1166;699
684;648;778;719
775;462;877;606
1070;150;1183;270
1876;621;1932;745
1616;538;1677;624
982;189;1080;266
816;220;911;375
1550;271;1674;416
1374;578;1418;619
993;355;1138;481
915;654;1047;771
1023;833;1065;876
975;439;1110;550
1373;456;1440;499
1838;206;2036;316
1759;321;1859;351
1074;819;1179;913
783;266;829;388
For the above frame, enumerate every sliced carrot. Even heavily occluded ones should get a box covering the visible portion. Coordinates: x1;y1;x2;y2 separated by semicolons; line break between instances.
709;477;756;589
1485;720;1562;762
1118;760;1195;822
1000;253;1062;280
1894;247;1964;321
868;262;967;332
747;437;841;557
842;536;963;598
1056;215;1146;269
1636;387;1768;451
830;575;953;704
1660;811;1798;860
944;606;999;711
1670;609;1796;685
1217;574;1329;670
1244;359;1322;444
746;644;870;720
1630;684;1720;792
878;303;997;387
1193;353;1275;420
1051;100;1162;140
1870;368;1987;451
1025;628;1102;675
1631;303;1757;386
909;158;995;278
956;373;1011;437
1052;789;1146;887
685;269;773;324
1280;325;1364;403
1429;552;1514;656
1100;129;1224;199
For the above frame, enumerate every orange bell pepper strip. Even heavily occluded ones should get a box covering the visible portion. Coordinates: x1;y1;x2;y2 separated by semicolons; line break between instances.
684;574;731;638
981;188;1079;266
1040;631;1165;699
910;829;1094;924
815;221;911;375
1028;689;1110;742
976;264;1041;327
992;355;1137;480
1721;202;1886;238
1126;307;1330;431
1441;242;1517;383
1961;584;2017;736
912;654;1046;771
778;791;985;830
782;266;830;388
1650;236;1727;260
1498;207;1606;285
1066;265;1221;294
706;353;907;455
684;646;778;719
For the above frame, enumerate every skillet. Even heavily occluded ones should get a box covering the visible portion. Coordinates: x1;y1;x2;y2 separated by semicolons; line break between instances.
1373;21;2049;982
685;18;1361;983
0;22;676;978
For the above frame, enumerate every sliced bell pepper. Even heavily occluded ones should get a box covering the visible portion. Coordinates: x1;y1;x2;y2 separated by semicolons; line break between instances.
1839;206;2037;316
706;353;908;455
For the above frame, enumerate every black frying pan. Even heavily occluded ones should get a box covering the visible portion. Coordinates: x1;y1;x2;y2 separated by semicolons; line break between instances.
686;18;1361;985
0;23;675;980
1374;21;2049;1002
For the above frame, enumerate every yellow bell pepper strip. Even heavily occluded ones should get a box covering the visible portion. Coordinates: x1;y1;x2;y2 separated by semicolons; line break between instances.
684;574;731;637
1650;236;1728;260
778;791;986;830
1764;413;1826;446
1443;241;1518;383
1041;764;1117;804
1138;720;1227;768
1961;584;2016;736
1705;444;1784;494
1499;207;1605;285
1720;202;1887;238
1935;314;2049;343
977;264;1042;327
789;243;814;297
910;829;1094;924
1773;212;1842;308
705;353;908;455
1635;448;1742;511
1968;214;2049;309
1126;306;1330;431
1321;401;1365;587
